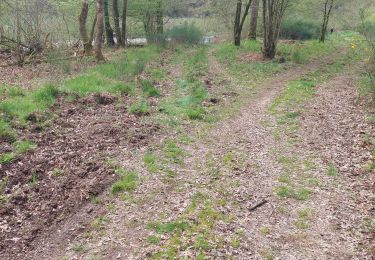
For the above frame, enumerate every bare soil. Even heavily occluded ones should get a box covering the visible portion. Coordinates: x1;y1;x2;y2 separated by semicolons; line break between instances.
0;47;373;260
0;95;160;259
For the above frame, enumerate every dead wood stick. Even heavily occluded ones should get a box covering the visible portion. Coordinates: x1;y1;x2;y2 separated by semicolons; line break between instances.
249;199;268;211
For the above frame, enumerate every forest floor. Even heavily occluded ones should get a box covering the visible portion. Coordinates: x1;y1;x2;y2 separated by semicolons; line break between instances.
0;33;374;260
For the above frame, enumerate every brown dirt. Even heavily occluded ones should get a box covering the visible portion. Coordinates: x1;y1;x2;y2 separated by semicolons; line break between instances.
45;50;375;260
0;46;373;260
0;95;160;259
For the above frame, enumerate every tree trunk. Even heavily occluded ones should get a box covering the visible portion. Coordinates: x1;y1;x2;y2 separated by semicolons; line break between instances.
95;0;105;61
79;0;93;55
104;0;115;46
121;0;128;46
113;0;122;45
234;0;252;46
234;0;242;46
262;0;289;59
156;0;164;37
319;0;334;43
249;0;259;40
90;14;98;45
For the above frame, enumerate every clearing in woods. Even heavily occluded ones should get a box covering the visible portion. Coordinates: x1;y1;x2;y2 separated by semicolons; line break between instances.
0;33;374;259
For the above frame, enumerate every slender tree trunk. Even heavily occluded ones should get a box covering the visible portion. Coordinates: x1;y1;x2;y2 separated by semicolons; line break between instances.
234;0;242;46
262;0;289;59
95;0;105;61
104;0;114;45
113;0;122;45
319;0;334;43
90;14;97;45
234;0;252;46
156;0;164;36
121;0;128;46
249;0;259;40
79;0;92;55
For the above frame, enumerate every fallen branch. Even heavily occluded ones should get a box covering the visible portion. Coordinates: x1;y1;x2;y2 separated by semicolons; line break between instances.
249;199;268;211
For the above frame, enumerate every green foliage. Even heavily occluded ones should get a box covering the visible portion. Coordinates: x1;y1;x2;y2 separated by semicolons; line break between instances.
0;153;15;164
280;19;320;40
147;235;161;244
0;119;16;143
0;84;59;123
143;152;159;173
140;79;160;97
327;164;339;176
164;140;185;164
275;185;311;201
14;140;36;154
148;220;189;234
167;22;203;44
128;100;150;115
111;169;138;195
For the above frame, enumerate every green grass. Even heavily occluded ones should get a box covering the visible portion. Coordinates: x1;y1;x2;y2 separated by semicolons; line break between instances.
111;166;138;195
164;140;185;164
275;185;311;201
0;119;16;143
0;84;59;124
128;100;150;115
270;80;316;115
140;79;160;97
327;164;339;176
293;208;313;229
14;140;36;154
147;235;161;245
143;152;159;173
148;220;189;234
0;153;16;164
0;139;36;165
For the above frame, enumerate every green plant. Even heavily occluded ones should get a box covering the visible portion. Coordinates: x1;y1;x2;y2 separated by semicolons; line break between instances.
0;153;15;164
128;100;150;115
164;140;185;164
140;79;160;97
147;235;161;244
280;19;320;40
0;119;16;143
327;164;339;176
111;168;138;195
148;220;189;234
14;140;36;154
143;152;158;173
167;22;203;44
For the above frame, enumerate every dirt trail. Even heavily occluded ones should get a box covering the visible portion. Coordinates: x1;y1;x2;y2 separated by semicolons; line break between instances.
3;47;373;259
40;48;374;260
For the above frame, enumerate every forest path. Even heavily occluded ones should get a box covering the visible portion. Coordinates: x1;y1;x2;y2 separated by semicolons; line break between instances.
33;48;374;259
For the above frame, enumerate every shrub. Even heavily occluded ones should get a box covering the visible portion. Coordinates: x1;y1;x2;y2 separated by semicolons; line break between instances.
167;22;203;44
280;19;320;40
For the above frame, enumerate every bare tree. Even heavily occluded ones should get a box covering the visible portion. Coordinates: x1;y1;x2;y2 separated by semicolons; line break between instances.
248;0;259;40
95;0;105;61
113;0;122;45
121;0;128;46
262;0;289;58
79;0;93;55
319;0;334;43
234;0;253;46
104;0;114;46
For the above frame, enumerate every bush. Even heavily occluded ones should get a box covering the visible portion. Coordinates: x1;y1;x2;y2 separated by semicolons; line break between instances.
280;19;320;40
167;22;203;44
